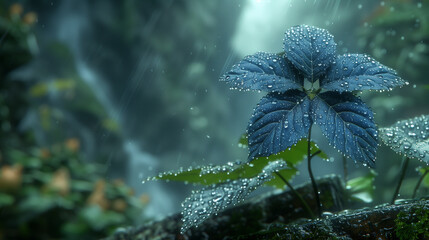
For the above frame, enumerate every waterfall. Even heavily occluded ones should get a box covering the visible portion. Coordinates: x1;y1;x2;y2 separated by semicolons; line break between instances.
51;1;175;218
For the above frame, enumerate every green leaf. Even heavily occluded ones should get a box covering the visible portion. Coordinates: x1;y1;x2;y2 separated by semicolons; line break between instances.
419;166;429;188
71;180;94;192
81;206;125;230
264;168;298;189
148;138;327;189
6;150;41;169
62;220;89;236
346;170;377;203
17;192;74;222
238;134;248;148
0;192;14;207
239;134;328;162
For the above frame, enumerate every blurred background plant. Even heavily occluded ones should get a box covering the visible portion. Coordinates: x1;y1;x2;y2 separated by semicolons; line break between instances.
357;0;429;204
0;141;148;239
0;2;147;239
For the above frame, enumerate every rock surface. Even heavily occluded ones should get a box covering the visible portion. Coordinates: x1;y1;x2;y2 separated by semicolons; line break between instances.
107;176;346;240
239;199;429;240
105;175;429;240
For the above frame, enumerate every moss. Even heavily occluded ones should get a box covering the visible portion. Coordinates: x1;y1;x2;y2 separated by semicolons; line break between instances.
395;204;429;240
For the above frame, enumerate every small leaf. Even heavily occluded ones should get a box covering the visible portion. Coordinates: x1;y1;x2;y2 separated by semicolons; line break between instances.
322;54;406;92
238;134;248;148
239;135;328;164
420;167;429;188
311;92;377;167
380;114;429;163
346;170;376;203
248;90;311;160
264;168;297;189
180;160;287;234
220;52;301;92
236;138;321;189
283;25;336;81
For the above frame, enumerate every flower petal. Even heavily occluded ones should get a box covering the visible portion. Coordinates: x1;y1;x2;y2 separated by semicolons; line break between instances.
311;92;377;167
283;25;336;82
220;52;302;93
248;90;311;160
321;54;406;92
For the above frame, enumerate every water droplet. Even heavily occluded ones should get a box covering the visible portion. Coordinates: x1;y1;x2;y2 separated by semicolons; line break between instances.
403;141;411;150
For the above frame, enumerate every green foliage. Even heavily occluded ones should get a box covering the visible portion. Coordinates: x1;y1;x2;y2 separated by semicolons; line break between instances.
0;143;147;239
151;138;327;189
0;4;35;152
358;1;429;83
418;166;429;188
25;40;121;136
0;2;34;76
346;170;376;203
395;205;429;240
0;192;14;208
0;3;141;239
62;206;126;236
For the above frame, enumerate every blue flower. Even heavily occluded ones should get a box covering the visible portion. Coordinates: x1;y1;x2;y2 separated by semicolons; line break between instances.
221;25;407;167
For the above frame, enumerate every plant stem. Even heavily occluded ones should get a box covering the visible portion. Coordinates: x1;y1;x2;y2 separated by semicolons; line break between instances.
311;150;321;158
307;125;321;217
391;157;410;204
412;168;429;199
342;156;348;183
274;172;315;218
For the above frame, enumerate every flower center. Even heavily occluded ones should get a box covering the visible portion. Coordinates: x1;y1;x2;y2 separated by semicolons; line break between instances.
303;78;321;99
